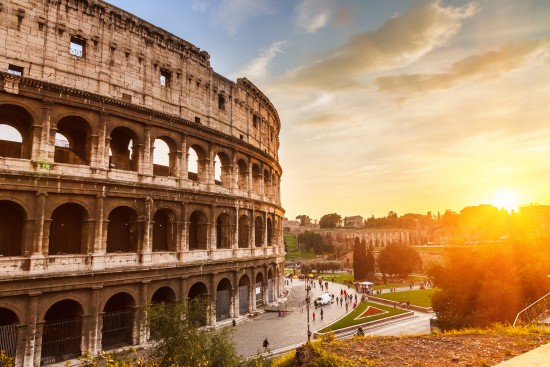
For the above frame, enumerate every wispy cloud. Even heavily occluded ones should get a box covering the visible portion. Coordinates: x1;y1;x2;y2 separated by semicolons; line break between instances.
234;41;287;82
214;0;274;34
283;0;479;90
375;38;550;98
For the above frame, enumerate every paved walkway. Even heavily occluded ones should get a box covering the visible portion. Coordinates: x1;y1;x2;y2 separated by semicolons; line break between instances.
230;279;431;357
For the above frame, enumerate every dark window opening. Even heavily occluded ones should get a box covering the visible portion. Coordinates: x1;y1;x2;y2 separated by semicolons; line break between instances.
7;65;23;76
69;36;86;58
218;94;225;110
160;69;171;87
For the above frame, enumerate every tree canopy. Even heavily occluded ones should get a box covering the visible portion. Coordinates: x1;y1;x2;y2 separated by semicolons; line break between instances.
319;213;342;228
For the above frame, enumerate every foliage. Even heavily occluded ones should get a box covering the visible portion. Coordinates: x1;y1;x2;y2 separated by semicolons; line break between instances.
429;240;550;330
146;300;240;367
319;213;342;229
377;243;422;277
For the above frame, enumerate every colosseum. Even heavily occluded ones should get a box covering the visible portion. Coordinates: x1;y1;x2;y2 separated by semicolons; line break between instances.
0;0;285;365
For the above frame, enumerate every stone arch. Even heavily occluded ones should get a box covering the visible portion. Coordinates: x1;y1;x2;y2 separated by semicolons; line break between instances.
213;151;231;187
0;200;26;257
251;163;261;193
216;278;232;321
48;202;89;255
109;126;140;171
238;274;250;315
254;215;264;247
106;206;138;253
0;103;35;159
216;213;231;249
102;292;136;350
152;208;177;252
188;210;208;250
152;135;177;177
187;143;207;182
266;217;273;246
236;159;248;190
150;286;176;304
41;299;84;364
238;214;249;248
54;115;93;165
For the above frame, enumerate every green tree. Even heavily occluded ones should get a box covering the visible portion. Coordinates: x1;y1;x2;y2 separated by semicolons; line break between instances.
319;213;342;228
147;299;241;367
377;243;422;277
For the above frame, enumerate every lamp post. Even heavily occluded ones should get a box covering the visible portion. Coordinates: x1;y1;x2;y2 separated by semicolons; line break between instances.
305;277;312;341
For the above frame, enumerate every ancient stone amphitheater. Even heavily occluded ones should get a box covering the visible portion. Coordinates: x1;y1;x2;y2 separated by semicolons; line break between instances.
0;0;285;365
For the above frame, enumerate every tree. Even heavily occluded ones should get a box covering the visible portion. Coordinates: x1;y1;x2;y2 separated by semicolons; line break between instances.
319;213;342;228
147;299;241;367
377;243;422;277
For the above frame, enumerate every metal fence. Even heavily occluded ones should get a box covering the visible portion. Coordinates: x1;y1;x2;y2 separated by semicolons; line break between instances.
40;318;81;365
102;310;134;350
0;324;16;359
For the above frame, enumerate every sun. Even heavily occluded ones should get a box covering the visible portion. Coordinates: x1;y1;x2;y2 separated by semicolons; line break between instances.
493;189;518;212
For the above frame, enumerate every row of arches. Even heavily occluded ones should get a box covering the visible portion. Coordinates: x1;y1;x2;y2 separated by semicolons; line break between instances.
0;199;280;257
0;104;280;197
0;270;277;365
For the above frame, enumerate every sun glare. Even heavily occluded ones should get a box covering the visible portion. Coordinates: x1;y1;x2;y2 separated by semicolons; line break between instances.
493;189;518;212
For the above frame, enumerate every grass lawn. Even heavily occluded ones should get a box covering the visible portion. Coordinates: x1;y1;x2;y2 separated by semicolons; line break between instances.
371;288;437;308
318;301;407;333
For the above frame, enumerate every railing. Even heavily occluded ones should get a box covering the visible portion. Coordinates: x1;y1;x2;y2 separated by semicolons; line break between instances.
513;292;550;327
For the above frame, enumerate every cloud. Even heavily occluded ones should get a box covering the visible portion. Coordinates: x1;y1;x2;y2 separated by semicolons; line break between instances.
375;38;550;97
295;0;331;33
283;0;479;90
214;0;274;34
234;41;287;81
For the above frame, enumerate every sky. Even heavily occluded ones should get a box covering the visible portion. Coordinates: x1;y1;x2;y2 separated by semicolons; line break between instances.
102;1;550;219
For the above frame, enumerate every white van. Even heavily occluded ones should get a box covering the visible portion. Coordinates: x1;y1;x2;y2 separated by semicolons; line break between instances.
314;293;333;306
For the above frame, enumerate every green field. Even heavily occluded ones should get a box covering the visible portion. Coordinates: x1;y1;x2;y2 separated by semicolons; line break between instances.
318;301;407;333
370;288;437;308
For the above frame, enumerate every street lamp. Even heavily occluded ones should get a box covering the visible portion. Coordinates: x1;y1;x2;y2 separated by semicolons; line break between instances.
305;277;312;341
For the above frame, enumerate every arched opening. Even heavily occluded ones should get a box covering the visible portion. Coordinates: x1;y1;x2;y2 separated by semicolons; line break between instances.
0;308;19;359
152;137;176;176
188;210;207;250
54;116;91;165
152;209;176;252
266;218;273;246
41;300;83;365
187;144;206;182
251;164;261;193
49;203;87;255
109;127;139;171
213;152;231;187
216;278;232;321
255;273;264;307
0;201;25;256
106;207;138;253
238;275;250;315
236;159;248;190
188;282;208;326
255;216;264;247
151;287;176;304
0;104;34;159
263;169;271;197
102;293;136;350
238;215;249;248
216;213;231;249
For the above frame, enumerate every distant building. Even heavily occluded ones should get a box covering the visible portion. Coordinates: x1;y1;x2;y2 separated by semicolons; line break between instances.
344;215;364;228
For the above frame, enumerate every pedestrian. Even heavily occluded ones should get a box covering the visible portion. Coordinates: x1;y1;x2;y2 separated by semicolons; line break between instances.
263;338;269;352
313;311;316;321
320;308;324;320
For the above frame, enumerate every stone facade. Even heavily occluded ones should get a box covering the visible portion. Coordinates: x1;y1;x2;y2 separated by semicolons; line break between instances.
0;0;285;365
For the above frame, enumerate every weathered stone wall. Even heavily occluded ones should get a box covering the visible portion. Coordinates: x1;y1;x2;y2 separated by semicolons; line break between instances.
0;0;280;158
